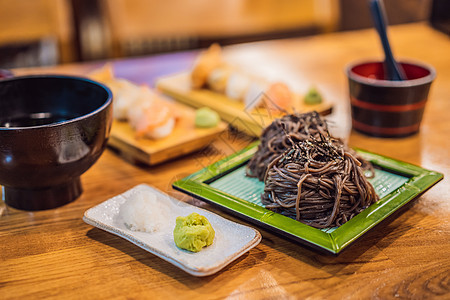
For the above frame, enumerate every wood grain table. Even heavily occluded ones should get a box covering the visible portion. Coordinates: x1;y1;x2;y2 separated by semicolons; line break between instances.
1;23;449;299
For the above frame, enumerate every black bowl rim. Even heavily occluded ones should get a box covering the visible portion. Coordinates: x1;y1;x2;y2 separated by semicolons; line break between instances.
0;74;112;130
345;59;436;87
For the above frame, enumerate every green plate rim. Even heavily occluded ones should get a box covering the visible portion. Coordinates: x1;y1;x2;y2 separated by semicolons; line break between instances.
172;142;443;255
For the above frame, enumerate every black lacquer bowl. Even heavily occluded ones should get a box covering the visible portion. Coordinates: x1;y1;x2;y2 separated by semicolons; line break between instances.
0;75;112;210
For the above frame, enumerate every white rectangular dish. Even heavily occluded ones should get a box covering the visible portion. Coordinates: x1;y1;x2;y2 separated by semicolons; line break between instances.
83;184;262;276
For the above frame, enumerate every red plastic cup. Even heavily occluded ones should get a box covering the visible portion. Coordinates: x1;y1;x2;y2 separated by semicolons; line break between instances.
347;61;436;138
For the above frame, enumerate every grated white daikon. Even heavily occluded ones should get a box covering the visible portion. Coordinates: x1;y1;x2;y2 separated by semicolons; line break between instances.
119;191;168;232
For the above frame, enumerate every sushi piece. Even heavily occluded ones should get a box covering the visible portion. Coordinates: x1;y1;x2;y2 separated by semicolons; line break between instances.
90;64;141;120
191;44;298;113
225;71;251;102
191;43;223;89
110;79;142;120
206;65;233;94
264;82;296;112
244;80;270;111
127;86;176;139
243;81;296;112
91;64;178;139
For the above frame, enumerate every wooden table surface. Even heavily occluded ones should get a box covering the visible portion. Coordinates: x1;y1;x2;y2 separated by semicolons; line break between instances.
1;23;449;299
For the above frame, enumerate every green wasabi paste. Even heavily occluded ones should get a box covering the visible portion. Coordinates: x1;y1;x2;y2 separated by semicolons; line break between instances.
304;87;323;105
173;212;215;252
195;107;220;128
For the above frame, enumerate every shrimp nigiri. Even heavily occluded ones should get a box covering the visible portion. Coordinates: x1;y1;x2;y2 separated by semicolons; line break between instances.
127;87;176;139
191;43;223;89
91;64;178;139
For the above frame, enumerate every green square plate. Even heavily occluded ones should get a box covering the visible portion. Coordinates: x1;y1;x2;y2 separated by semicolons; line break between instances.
173;142;443;255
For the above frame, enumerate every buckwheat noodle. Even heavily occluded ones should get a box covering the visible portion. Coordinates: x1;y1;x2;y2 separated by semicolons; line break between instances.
246;112;378;228
247;112;329;180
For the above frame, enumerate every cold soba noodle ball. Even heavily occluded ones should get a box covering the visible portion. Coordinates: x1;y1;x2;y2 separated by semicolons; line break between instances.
247;112;378;229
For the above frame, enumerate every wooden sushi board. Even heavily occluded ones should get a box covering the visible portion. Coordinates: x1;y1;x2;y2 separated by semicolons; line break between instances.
108;101;227;165
156;72;333;137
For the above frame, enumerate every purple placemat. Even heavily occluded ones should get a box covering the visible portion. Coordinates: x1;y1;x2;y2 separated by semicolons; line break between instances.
111;51;198;87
